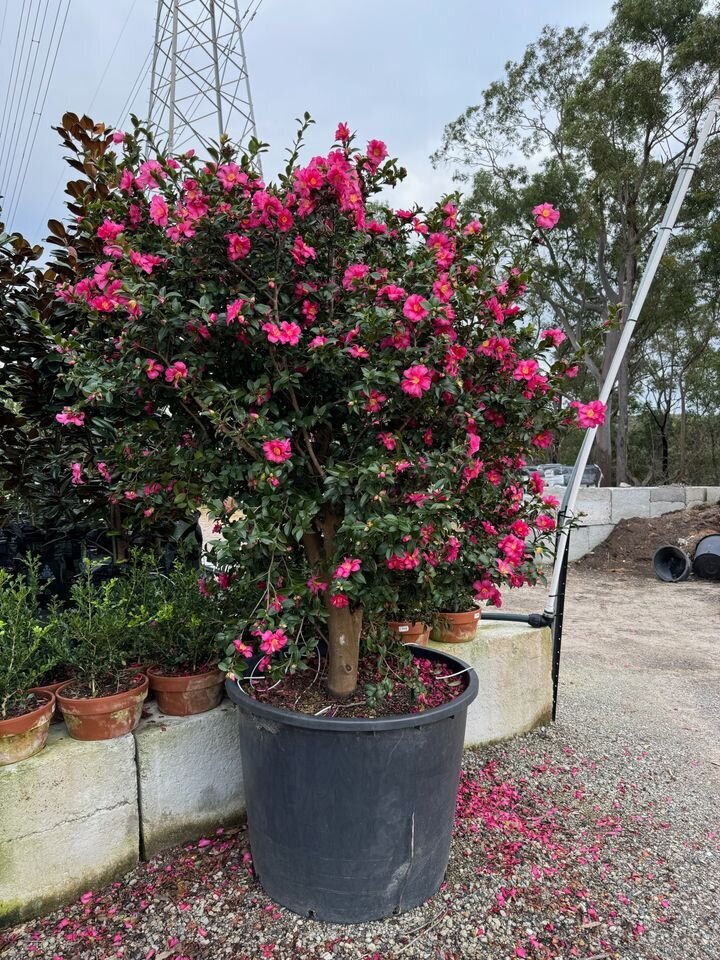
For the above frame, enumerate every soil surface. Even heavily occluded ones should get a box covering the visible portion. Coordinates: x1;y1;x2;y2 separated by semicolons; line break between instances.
577;501;720;578
246;652;467;718
58;673;146;700
2;569;718;959
0;691;49;721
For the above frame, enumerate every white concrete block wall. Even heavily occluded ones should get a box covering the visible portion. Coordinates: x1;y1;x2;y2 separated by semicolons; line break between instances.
0;727;139;926
544;484;719;561
135;702;246;858
428;622;553;745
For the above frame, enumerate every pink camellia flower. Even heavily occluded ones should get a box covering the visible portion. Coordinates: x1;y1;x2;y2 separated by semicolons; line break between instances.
164;361;188;384
535;513;557;533
541;327;566;347
377;283;406;302
291;236;316;264
386;549;420;571
309;335;328;349
463;219;483;235
233;638;253;658
348;344;369;359
149;194;168;227
335;122;350;142
573;399;607;428
97;462;112;482
112;131;125;144
226;299;245;325
262;439;292;463
71;462;84;485
513;358;539;381
124;490;138;501
146;358;164;380
401;364;432;398
329;594;349;608
259;629;288;654
365;139;388;170
363;389;386;412
307;576;328;594
217;162;244;190
532;430;554;449
96;218;125;242
333;557;362;579
275;208;294;232
403;294;429;323
532;202;560;229
511;519;531;539
226;233;251;261
342;263;369;290
55;407;85;427
262;321;302;346
377;432;396;451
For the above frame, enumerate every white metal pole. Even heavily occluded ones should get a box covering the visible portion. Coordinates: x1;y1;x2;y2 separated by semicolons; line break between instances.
543;93;720;619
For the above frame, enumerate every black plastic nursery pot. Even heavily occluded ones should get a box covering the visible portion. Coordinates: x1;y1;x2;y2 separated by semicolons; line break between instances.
225;645;478;923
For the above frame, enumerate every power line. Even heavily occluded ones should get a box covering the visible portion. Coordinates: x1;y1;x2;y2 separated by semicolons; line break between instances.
89;0;140;112
0;0;43;187
7;0;71;226
0;0;30;205
1;0;52;212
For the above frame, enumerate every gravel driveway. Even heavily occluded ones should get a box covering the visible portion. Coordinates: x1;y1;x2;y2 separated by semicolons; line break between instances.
2;569;718;960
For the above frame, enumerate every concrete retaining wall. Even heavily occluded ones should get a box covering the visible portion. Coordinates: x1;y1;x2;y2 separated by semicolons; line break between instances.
429;622;553;745
547;485;720;562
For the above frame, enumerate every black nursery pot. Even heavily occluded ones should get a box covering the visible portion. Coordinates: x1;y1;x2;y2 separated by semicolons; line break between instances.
225;645;478;923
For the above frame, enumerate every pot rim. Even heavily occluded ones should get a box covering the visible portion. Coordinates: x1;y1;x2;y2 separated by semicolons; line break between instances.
0;691;54;734
56;674;148;708
225;644;478;732
434;609;482;620
146;662;222;680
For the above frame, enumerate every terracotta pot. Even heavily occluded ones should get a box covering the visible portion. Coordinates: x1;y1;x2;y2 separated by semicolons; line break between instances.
388;620;430;646
146;664;224;716
32;677;72;723
56;675;148;741
431;609;482;644
0;692;55;765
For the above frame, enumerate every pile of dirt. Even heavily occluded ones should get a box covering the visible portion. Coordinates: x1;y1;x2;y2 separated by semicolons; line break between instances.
577;500;720;578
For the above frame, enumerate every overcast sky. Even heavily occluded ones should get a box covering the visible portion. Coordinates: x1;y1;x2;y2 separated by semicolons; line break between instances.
0;0;614;244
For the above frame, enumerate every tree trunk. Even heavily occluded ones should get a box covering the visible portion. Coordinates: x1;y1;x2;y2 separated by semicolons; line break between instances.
595;394;613;486
615;353;630;484
303;515;363;698
679;380;687;481
326;604;363;698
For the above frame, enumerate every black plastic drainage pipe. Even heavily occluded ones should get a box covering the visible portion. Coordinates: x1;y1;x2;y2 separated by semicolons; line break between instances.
481;611;553;628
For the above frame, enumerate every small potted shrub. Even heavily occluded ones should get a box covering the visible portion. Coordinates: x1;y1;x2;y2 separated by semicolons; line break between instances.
52;117;599;921
0;561;57;764
426;533;483;643
55;565;147;740
138;559;227;716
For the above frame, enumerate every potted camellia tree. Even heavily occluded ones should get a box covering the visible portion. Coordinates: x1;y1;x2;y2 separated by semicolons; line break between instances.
45;113;602;920
0;559;58;764
55;564;147;740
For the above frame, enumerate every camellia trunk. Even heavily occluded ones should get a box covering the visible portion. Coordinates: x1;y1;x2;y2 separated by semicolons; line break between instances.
326;604;363;698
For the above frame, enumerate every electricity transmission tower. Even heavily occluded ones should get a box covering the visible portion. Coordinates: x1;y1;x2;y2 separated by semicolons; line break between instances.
147;0;260;157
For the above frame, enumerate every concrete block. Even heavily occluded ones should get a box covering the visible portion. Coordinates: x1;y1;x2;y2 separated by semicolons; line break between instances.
134;701;246;859
650;501;686;519
704;486;720;505
429;622;552;746
573;487;611;525
685;487;707;506
0;725;138;925
586;523;615;552
611;487;651;523
650;485;685;502
567;526;590;562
